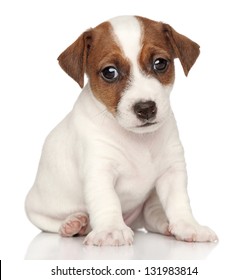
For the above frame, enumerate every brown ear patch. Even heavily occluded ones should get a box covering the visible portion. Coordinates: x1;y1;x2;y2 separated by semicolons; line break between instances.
57;30;92;88
163;24;200;76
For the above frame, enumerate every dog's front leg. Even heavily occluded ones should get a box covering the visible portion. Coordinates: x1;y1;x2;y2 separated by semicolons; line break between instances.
156;167;218;242
82;167;133;246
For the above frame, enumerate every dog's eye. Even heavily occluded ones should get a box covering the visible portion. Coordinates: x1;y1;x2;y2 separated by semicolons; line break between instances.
101;66;119;82
153;58;169;72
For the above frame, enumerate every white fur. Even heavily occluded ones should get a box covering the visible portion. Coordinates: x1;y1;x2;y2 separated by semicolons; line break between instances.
110;16;172;133
25;16;217;245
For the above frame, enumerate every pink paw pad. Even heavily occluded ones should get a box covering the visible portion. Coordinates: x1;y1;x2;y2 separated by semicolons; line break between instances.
59;213;88;237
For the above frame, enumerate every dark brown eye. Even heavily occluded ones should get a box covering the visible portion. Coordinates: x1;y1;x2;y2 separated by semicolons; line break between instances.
101;66;119;82
153;58;169;72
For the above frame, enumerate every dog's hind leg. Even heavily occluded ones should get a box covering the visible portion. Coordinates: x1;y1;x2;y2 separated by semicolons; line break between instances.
143;190;171;236
59;212;90;237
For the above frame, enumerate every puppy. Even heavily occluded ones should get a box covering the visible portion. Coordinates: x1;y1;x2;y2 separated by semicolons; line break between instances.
25;15;217;246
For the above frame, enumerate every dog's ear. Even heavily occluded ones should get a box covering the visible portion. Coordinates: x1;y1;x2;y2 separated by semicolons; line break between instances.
58;30;92;88
163;24;200;76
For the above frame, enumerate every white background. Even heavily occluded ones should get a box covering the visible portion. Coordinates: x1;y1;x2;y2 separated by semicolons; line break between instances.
1;0;248;278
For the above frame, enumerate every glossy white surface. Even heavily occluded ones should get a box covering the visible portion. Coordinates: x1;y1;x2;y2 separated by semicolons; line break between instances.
25;231;218;260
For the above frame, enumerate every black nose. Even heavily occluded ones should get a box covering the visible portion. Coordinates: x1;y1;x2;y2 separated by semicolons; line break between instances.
133;101;157;121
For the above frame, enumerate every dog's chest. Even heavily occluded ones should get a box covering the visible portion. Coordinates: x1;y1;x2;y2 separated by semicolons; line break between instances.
114;139;162;210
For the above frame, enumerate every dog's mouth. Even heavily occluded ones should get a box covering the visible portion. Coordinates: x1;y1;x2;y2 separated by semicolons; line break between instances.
118;119;161;134
138;122;158;128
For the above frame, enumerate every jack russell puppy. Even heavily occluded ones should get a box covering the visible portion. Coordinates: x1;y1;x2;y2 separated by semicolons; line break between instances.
25;15;218;246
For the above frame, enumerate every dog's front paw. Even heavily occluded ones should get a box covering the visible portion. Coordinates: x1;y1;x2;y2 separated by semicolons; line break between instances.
83;227;134;246
169;221;218;242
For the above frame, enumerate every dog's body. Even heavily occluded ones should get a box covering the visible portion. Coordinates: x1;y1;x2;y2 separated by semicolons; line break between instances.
25;16;217;245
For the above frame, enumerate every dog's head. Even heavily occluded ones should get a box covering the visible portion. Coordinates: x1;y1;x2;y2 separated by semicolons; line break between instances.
58;16;199;133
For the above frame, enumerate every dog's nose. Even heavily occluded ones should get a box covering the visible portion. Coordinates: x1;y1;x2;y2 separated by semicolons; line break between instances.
133;101;157;121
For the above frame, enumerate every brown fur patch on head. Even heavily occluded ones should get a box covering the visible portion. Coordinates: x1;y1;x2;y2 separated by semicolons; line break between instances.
85;22;130;114
58;21;131;115
137;16;176;85
137;16;200;78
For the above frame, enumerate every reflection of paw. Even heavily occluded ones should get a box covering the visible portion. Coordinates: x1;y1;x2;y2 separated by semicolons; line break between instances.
83;227;134;246
169;221;218;242
59;213;88;237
